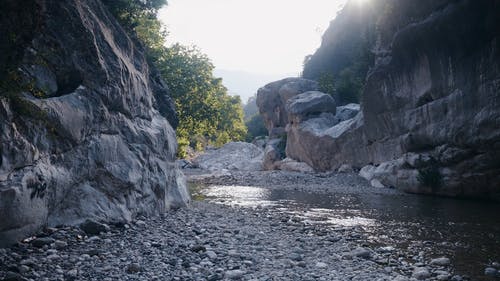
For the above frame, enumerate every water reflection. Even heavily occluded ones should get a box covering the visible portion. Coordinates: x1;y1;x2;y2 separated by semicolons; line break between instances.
192;184;500;280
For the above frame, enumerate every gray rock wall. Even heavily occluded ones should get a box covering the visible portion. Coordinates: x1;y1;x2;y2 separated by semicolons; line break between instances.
258;0;500;199
0;0;189;246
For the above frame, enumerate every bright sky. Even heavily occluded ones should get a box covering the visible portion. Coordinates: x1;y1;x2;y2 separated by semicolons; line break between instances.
158;0;347;76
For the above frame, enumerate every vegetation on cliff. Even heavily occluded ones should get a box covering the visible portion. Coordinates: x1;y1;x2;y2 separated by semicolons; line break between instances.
302;1;382;104
243;96;267;142
102;0;248;157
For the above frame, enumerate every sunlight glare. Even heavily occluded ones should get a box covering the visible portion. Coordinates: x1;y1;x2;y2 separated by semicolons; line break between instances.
159;0;347;75
355;0;369;5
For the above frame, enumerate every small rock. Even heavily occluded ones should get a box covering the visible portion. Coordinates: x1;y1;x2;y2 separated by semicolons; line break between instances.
18;265;30;274
430;257;451;266
412;267;431;280
485;267;498;277
437;274;451;280
3;271;26;281
80;219;109;235
47;254;60;261
370;178;385;188
31;237;55;248
86;249;100;256
352;247;371;259
135;220;146;227
338;164;353;173
227;249;239;257
207;273;224;281
126;263;142;274
54;240;68;250
191;244;206;252
378;246;395;253
65;269;78;280
225;270;246;279
315;262;328;268
289;253;303;261
206;250;217;259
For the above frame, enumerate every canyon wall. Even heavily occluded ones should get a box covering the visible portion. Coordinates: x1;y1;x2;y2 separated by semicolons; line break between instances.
0;0;189;246
258;0;500;199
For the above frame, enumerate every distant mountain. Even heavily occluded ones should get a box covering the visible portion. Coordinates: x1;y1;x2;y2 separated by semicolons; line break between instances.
214;69;296;104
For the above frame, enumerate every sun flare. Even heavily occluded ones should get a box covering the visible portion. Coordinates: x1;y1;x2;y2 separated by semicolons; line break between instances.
355;0;370;6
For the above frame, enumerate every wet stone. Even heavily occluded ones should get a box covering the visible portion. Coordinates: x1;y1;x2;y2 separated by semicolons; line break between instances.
79;219;109;235
430;257;451;266
485;267;498;277
125;263;142;274
31;237;55;248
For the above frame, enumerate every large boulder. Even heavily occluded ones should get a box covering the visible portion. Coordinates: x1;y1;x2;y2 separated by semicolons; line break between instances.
193;142;263;171
256;78;318;137
286;91;336;122
0;0;189;246
258;0;500;199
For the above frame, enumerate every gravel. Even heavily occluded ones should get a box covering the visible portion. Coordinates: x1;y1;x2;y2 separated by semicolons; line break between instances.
0;169;463;281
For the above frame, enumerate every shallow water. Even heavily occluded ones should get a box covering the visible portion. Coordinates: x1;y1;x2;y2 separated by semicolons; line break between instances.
191;184;500;280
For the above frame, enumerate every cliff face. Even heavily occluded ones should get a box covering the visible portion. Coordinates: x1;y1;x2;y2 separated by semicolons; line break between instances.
359;0;500;196
258;0;500;199
0;0;189;246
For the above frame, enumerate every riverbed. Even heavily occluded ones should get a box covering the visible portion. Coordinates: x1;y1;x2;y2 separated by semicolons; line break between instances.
188;169;500;280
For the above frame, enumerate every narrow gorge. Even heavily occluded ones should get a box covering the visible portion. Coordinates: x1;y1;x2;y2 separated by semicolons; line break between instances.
0;0;499;280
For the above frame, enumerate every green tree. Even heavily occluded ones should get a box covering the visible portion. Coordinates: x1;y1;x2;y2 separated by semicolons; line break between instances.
156;44;246;156
245;114;267;142
103;1;247;157
102;0;167;30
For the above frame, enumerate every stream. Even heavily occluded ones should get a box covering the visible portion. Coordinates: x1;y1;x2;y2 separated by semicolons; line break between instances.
191;183;500;280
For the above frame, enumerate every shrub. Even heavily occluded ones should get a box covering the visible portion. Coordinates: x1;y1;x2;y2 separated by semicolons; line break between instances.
417;163;443;190
245;114;267;142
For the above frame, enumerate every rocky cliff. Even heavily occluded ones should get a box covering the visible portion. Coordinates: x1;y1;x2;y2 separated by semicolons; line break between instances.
0;0;189;246
258;0;500;199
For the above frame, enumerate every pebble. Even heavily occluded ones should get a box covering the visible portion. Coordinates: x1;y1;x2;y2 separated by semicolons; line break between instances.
54;240;68;250
0;171;460;281
31;237;55;248
351;247;371;259
206;250;217;259
430;257;451;266
125;263;142;274
485;267;498;277
224;269;246;279
412;267;431;280
315;262;328;268
79;219;109;235
3;271;26;281
191;244;206;252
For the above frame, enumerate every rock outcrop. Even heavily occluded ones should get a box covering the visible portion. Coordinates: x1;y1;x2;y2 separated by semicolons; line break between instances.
258;0;500;199
256;78;318;137
193;142;263;172
0;0;189;246
256;78;319;170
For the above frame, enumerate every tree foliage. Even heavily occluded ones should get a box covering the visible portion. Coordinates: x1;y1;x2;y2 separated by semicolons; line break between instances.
102;0;167;31
243;95;267;142
103;0;247;157
156;44;246;156
245;114;267;142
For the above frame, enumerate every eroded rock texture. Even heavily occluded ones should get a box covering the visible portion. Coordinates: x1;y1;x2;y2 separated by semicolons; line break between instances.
0;0;189;246
258;0;500;199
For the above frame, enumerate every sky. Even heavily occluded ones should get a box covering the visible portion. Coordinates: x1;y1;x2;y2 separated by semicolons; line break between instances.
158;0;347;101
